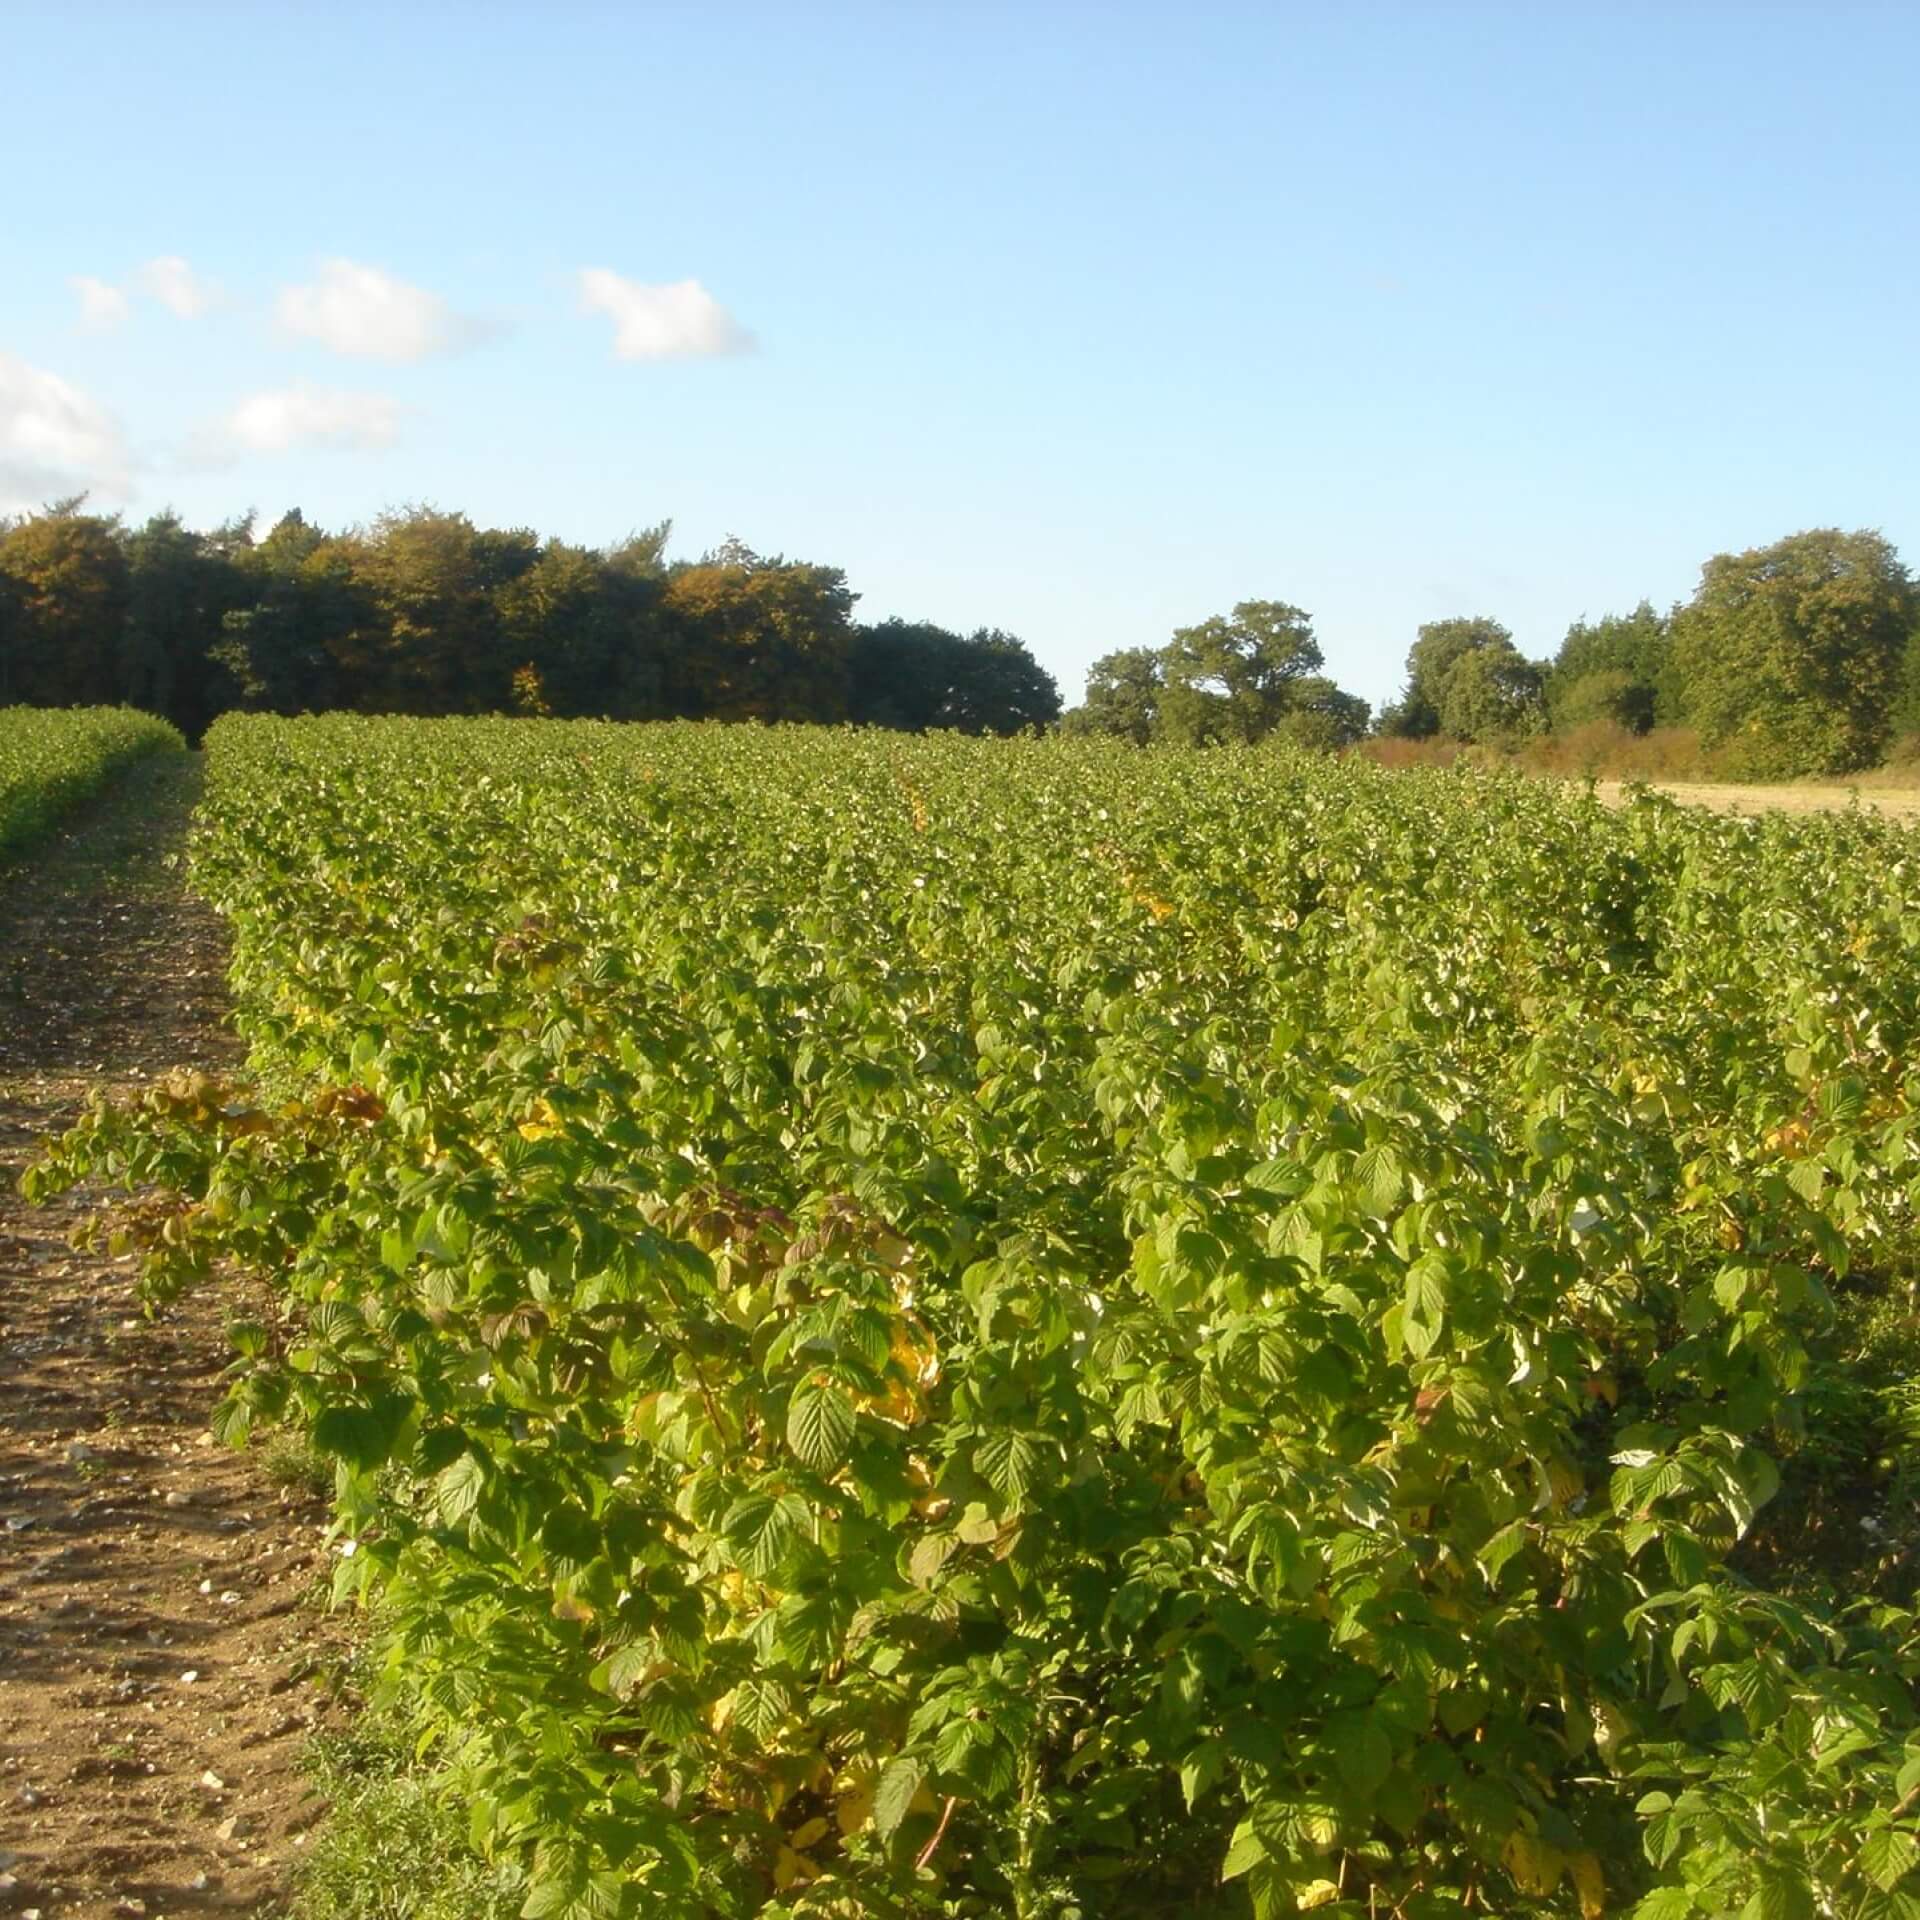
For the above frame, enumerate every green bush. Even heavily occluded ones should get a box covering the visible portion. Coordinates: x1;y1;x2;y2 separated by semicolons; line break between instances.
0;705;183;857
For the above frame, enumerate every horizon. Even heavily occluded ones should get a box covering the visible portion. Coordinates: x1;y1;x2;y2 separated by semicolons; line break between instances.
5;3;1916;710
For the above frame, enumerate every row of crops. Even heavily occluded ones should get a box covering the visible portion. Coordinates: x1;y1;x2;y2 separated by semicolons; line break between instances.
32;715;1920;1919
0;705;183;858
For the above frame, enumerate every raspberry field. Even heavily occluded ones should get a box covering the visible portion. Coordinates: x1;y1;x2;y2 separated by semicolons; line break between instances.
36;714;1920;1920
0;705;183;859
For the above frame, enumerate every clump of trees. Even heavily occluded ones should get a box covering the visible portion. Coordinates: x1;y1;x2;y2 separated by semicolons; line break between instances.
10;502;1917;779
1374;617;1545;746
1667;528;1913;777
1063;600;1372;748
0;502;1061;739
1374;528;1920;779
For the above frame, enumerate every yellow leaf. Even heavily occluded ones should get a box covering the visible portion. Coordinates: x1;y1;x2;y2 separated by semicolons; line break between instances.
1545;1458;1585;1508
891;1318;940;1388
1502;1830;1566;1897
836;1771;876;1836
1592;1698;1631;1765
790;1816;830;1850
1298;1880;1341;1910
773;1843;817;1890
1569;1850;1606;1918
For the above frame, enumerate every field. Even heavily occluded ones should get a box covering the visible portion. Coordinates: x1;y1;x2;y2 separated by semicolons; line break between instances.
1594;780;1920;824
0;706;184;859
31;715;1920;1920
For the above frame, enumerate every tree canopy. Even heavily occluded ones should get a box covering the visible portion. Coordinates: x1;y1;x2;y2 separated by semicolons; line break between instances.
0;502;1059;740
1545;602;1671;735
8;503;1920;776
1063;602;1370;749
1665;527;1913;776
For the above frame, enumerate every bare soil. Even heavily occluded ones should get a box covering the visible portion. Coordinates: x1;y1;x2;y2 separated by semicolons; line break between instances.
0;755;337;1919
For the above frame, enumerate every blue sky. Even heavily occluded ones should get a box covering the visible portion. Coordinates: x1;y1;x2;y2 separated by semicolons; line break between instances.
4;3;1916;708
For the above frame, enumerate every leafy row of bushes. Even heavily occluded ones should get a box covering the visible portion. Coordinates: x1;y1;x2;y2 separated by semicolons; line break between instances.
32;719;1920;1919
0;704;183;859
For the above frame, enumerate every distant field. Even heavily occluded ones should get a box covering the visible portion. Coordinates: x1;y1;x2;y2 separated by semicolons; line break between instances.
1595;777;1920;821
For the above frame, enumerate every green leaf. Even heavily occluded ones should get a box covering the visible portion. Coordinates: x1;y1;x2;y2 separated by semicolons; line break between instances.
520;1877;574;1920
434;1450;486;1526
873;1757;925;1840
774;1586;848;1670
1354;1144;1406;1216
976;1430;1041;1504
723;1491;806;1576
731;1674;793;1742
1629;1890;1695;1920
1330;1715;1393;1795
1786;1158;1827;1204
1742;1871;1814;1920
1403;1258;1447;1356
786;1379;854;1473
1863;1830;1920;1895
955;1502;1001;1545
313;1401;396;1472
593;1642;653;1700
209;1394;254;1449
1180;1737;1226;1811
907;1532;954;1588
227;1318;271;1359
1476;1520;1528;1583
1222;1818;1268;1881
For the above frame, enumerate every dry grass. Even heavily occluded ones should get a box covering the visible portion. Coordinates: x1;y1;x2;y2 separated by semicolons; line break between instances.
1353;726;1920;822
1592;780;1920;822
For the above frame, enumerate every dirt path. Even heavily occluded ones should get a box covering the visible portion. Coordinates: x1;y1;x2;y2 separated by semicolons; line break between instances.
0;754;334;1919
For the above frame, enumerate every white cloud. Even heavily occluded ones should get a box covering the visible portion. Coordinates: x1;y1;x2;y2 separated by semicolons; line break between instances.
276;258;479;361
578;269;751;360
220;380;401;453
0;352;132;512
71;275;130;333
136;255;218;318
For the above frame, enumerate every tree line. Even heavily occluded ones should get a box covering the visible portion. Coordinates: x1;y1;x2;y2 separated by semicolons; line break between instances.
1067;527;1920;778
8;503;1917;778
0;501;1064;739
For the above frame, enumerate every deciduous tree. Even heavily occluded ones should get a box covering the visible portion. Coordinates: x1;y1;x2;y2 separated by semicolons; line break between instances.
0;501;130;705
1668;527;1913;776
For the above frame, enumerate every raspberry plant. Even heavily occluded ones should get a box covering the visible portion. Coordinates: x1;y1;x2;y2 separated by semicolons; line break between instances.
31;716;1920;1919
0;703;182;856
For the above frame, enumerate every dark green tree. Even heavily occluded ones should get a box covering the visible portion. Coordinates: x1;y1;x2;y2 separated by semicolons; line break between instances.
497;542;621;717
849;621;1060;734
1160;600;1323;744
1274;677;1372;750
1892;618;1920;745
1547;602;1671;734
1435;639;1546;745
1382;616;1516;739
1064;647;1164;744
334;507;511;712
1667;528;1914;776
121;511;255;736
210;514;362;714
